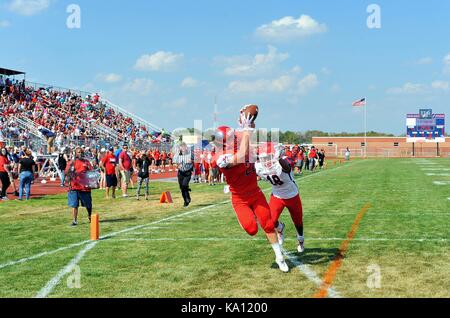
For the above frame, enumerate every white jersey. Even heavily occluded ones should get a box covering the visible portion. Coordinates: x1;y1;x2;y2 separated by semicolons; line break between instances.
255;161;299;199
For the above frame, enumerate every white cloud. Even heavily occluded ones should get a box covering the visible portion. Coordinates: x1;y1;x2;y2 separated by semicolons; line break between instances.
415;57;433;65
8;0;51;16
321;67;331;75
0;20;11;28
163;97;188;109
96;73;122;83
444;53;450;74
181;77;200;88
218;46;289;77
122;78;155;95
134;51;184;72
431;80;449;91
297;73;319;95
387;82;427;95
256;15;327;42
228;75;294;94
387;81;449;94
331;83;341;93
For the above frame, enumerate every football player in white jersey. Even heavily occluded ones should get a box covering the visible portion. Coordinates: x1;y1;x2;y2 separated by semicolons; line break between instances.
255;142;305;253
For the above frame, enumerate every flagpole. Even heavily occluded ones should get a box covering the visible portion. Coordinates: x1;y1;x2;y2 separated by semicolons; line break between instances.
364;97;367;158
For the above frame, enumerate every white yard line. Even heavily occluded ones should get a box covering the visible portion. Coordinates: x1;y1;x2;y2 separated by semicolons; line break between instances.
109;237;450;243
5;160;364;299
0;240;92;270
426;173;450;177
0;200;230;270
433;181;450;186
281;247;341;298
35;241;98;298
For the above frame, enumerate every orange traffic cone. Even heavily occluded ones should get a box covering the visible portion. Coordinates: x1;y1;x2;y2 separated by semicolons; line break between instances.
160;191;173;204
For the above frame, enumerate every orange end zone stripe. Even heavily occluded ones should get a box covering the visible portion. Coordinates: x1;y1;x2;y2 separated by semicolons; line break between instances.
314;203;372;298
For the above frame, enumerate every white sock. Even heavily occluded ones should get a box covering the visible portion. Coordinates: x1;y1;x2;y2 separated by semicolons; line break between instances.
277;223;284;232
297;235;304;243
271;243;283;260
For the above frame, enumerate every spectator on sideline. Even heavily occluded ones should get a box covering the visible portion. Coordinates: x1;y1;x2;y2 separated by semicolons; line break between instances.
66;146;94;226
98;148;107;190
118;144;132;198
309;146;317;171
7;146;19;196
345;147;351;161
17;150;37;201
174;143;194;207
0;147;11;200
100;146;117;199
135;151;151;200
57;149;68;187
208;150;219;186
318;149;326;169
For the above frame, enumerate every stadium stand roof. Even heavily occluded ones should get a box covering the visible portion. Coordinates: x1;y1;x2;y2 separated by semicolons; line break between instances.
0;67;26;76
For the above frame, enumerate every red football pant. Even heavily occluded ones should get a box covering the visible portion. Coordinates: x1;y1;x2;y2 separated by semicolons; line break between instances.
232;191;275;236
194;163;201;176
269;194;303;227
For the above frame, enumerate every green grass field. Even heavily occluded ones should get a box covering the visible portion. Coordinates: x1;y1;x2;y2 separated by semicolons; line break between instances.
1;158;450;298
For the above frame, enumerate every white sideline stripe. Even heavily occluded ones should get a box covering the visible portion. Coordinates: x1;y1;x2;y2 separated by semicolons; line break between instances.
35;241;98;298
110;237;450;243
433;181;450;185
0;240;91;270
0;161;362;271
0;201;229;270
421;168;449;171
426;173;450;176
281;248;341;298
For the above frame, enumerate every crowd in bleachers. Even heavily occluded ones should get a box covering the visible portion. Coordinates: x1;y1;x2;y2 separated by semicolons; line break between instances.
0;75;171;153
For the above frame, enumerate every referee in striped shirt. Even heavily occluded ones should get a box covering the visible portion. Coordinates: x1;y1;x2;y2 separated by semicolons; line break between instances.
173;143;194;207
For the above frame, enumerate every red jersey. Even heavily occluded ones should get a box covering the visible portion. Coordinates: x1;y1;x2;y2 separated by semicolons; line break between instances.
0;156;10;172
101;153;117;175
219;160;260;199
67;159;93;192
119;151;132;171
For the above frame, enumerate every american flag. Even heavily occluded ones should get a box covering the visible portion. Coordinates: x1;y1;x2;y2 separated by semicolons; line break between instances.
352;98;366;107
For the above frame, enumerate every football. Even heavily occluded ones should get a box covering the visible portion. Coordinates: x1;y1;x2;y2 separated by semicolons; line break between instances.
240;104;259;127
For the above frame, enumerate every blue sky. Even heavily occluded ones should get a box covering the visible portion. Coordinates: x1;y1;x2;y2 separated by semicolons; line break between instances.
1;0;449;134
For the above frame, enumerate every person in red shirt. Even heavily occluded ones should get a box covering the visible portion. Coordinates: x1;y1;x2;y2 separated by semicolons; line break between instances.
119;144;132;197
66;147;94;226
202;151;209;183
161;151;167;172
215;111;289;273
154;149;161;173
308;146;318;171
100;147;117;199
0;147;11;200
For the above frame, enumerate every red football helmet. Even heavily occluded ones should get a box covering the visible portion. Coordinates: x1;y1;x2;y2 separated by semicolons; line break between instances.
214;126;236;152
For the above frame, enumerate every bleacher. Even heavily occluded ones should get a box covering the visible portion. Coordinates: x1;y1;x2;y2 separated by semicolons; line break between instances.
0;67;173;153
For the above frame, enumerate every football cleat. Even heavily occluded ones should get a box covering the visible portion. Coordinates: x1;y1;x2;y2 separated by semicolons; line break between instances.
276;257;289;273
297;239;305;253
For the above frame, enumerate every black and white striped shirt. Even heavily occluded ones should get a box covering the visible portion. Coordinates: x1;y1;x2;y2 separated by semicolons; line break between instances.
173;151;194;172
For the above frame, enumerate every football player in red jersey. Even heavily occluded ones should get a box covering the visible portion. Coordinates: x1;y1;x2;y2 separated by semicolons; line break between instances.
256;142;305;253
215;112;289;273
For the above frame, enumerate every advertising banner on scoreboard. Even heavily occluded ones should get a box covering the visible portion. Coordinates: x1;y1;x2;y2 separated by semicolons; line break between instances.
406;109;445;143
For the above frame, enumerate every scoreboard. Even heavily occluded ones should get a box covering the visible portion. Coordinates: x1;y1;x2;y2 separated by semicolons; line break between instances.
406;109;445;142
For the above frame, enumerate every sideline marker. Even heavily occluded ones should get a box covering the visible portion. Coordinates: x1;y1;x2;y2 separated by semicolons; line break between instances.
160;191;173;204
90;214;99;241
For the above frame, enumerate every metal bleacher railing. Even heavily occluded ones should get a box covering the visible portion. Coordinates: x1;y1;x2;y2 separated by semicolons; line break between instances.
23;81;175;149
